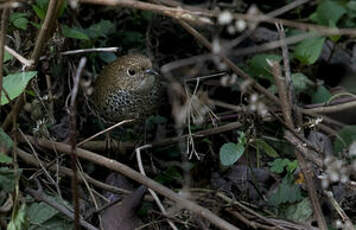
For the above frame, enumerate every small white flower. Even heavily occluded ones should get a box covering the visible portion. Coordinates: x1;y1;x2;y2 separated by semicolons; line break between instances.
340;175;349;183
227;25;236;34
249;104;257;111
235;19;247;32
335;219;343;229
250;94;258;103
218;11;233;25
329;171;339;182
212;39;221;54
349;141;356;156
321;178;329;189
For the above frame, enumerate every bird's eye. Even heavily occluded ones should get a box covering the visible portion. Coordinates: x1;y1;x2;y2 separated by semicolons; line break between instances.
127;69;136;76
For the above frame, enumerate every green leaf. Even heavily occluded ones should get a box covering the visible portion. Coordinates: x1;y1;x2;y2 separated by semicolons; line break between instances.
311;85;331;104
347;1;356;11
0;168;21;193
27;202;58;224
255;139;279;158
13;18;28;30
4;50;13;63
155;166;182;184
9;13;29;30
62;25;89;40
32;0;50;20
119;31;144;46
269;179;303;205
29;215;72;230
1;71;37;105
32;5;45;20
219;142;244;166
248;54;282;81
99;52;117;63
27;196;73;230
291;73;313;93
0;128;13;159
86;20;115;39
9;12;27;21
286;160;298;173
294;37;325;64
0;154;12;163
7;203;27;230
285;198;313;222
57;0;67;18
269;158;290;174
312;0;346;26
334;125;356;153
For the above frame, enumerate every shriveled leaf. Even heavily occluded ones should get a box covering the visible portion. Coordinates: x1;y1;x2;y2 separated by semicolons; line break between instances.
294;37;325;64
1;71;37;105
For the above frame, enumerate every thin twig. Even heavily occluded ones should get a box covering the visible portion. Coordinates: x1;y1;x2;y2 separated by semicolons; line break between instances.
302;100;356;114
269;61;294;129
324;191;354;230
25;183;98;230
69;57;87;230
80;0;213;25
267;0;310;18
270;59;327;229
30;0;58;64
2;0;59;131
177;20;281;106
5;45;34;66
61;47;120;56
78;119;133;146
80;121;243;153
136;145;178;230
0;2;21;9
0;7;9;113
232;32;319;57
79;0;356;36
16;147;131;195
20;135;240;230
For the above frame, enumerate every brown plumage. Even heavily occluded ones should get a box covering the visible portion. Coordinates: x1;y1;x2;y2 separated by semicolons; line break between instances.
91;54;161;123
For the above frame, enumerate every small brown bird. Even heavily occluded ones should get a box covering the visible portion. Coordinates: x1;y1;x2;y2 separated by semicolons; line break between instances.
91;54;161;123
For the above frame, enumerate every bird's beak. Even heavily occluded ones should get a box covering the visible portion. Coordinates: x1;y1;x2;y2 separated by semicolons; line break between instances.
145;69;159;76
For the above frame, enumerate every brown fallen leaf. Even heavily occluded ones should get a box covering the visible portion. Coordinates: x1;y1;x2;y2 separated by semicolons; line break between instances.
102;185;147;230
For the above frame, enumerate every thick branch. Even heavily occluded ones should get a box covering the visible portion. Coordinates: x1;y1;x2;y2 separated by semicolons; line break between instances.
20;135;240;230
